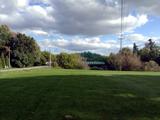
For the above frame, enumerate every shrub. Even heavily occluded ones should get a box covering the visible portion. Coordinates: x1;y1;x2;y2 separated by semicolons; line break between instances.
143;60;160;71
121;54;142;71
57;53;88;69
0;58;3;68
107;53;121;70
107;48;142;71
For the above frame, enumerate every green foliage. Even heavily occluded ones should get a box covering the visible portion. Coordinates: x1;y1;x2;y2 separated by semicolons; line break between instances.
39;53;47;65
106;40;160;71
0;25;12;68
139;39;160;65
0;25;12;45
107;53;121;70
0;54;5;68
0;58;3;68
0;46;10;68
0;25;40;68
139;48;151;62
39;51;57;67
1;25;159;71
57;53;88;69
80;51;106;62
8;33;41;67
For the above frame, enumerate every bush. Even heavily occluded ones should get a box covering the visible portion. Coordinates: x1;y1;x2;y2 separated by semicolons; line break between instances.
0;58;3;68
52;61;59;68
107;53;121;70
121;54;142;71
143;60;160;71
38;51;58;67
57;53;88;69
107;48;142;71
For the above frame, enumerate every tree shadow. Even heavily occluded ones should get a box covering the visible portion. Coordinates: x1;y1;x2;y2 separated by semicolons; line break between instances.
0;74;160;120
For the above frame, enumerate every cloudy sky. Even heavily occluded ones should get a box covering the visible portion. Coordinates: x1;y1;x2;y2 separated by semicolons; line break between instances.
0;0;160;55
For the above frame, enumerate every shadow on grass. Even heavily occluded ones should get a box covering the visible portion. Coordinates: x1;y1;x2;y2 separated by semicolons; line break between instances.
0;74;160;120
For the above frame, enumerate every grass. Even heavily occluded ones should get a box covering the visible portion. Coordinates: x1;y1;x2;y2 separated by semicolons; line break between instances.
0;69;160;120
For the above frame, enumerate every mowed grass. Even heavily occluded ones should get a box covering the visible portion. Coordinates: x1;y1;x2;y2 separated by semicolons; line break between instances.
0;69;160;120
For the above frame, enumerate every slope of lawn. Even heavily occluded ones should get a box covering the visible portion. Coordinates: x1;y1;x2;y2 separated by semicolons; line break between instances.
0;69;160;120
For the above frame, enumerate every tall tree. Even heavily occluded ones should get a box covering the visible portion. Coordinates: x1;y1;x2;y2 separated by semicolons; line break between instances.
0;25;12;68
133;43;139;54
145;39;155;50
0;25;12;45
7;33;41;67
140;39;160;64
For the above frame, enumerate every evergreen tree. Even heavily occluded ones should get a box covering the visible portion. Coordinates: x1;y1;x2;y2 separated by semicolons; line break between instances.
133;43;138;54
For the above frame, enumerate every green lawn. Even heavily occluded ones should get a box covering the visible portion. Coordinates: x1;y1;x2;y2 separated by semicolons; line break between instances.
0;69;160;120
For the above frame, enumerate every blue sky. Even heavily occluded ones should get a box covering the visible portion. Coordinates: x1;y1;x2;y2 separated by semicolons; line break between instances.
0;0;160;55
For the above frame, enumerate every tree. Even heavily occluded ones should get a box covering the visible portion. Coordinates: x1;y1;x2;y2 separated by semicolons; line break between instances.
0;25;12;68
80;52;106;62
139;48;150;62
7;33;41;67
0;25;12;46
144;60;160;71
139;39;160;65
0;25;41;68
57;53;88;69
133;43;139;54
107;53;121;70
0;46;10;68
107;48;142;71
145;39;155;50
39;51;57;67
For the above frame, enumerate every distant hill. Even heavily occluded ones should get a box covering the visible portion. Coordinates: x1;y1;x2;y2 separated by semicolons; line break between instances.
80;52;106;62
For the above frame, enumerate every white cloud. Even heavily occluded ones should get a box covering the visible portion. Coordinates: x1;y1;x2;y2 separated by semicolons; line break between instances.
126;0;160;16
17;0;29;7
0;4;55;34
0;0;160;55
126;34;160;43
126;34;149;42
104;14;148;33
0;0;17;14
50;0;149;36
0;0;152;36
39;37;119;52
28;29;48;35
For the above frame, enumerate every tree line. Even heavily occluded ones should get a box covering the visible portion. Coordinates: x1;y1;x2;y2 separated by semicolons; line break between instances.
0;25;160;71
106;39;160;71
0;25;88;69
